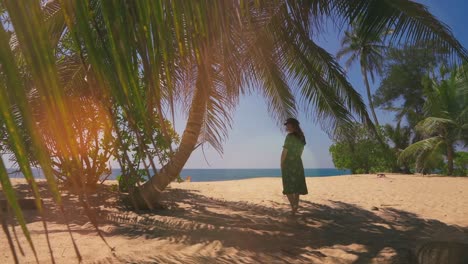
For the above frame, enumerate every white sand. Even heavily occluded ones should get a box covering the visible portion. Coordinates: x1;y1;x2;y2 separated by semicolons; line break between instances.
1;174;467;263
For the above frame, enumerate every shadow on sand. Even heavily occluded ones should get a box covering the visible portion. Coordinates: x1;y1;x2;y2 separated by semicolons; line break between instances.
6;182;468;263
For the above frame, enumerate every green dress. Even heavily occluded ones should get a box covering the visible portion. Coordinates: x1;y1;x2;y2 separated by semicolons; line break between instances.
281;133;308;195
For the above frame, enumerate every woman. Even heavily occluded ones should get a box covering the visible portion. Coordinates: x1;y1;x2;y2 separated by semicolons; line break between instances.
281;118;308;216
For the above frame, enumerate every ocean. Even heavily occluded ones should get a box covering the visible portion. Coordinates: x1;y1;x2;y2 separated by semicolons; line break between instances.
8;168;350;182
176;168;350;182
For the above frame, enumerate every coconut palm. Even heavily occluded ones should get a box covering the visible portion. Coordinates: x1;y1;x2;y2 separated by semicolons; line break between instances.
385;123;412;152
1;1;468;259
32;0;373;208
337;26;388;126
127;0;468;206
399;67;468;175
384;123;412;172
134;0;468;207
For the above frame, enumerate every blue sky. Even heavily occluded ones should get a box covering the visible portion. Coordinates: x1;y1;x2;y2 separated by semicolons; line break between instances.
177;0;468;169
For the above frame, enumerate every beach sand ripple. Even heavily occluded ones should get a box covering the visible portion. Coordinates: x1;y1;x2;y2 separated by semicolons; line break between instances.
1;174;467;263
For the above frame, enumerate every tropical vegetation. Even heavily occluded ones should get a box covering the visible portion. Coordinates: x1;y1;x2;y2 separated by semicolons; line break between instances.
329;124;396;174
399;66;468;175
337;25;387;126
331;47;468;175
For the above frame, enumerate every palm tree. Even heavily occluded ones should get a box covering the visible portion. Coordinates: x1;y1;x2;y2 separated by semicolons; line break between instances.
1;1;468;259
133;0;468;207
55;1;377;208
399;67;468;175
384;123;412;172
385;123;412;151
337;26;388;126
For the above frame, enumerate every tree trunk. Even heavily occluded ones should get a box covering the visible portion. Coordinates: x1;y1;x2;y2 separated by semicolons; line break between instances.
403;164;411;174
447;144;454;176
361;65;380;127
135;64;207;209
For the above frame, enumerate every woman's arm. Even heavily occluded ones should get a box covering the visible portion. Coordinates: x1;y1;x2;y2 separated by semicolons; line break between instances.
281;148;288;168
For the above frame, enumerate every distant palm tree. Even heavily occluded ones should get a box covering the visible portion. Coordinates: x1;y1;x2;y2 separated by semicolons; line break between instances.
337;26;388;126
385;123;412;152
399;67;468;175
384;123;412;172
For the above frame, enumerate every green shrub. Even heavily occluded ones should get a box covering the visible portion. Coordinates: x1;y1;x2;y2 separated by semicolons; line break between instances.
453;152;468;176
116;169;148;192
329;124;397;174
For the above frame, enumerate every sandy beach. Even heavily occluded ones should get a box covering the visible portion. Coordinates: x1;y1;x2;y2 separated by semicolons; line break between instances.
1;174;467;263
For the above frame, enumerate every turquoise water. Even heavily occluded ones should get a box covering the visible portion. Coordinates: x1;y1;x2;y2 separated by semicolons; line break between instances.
8;168;350;182
177;168;349;182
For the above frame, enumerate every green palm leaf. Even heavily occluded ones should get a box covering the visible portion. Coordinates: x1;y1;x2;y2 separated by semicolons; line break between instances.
399;136;444;163
416;117;457;136
332;0;468;62
403;63;468;174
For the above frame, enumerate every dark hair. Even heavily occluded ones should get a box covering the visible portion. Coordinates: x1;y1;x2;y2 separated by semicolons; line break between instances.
285;118;306;145
291;124;306;145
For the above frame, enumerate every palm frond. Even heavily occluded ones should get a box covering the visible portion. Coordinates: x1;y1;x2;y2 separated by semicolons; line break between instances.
56;55;87;94
0;150;39;262
1;0;85;260
331;0;468;63
399;136;444;164
279;13;371;132
198;59;238;153
9;0;65;53
416;117;457;136
43;0;66;49
384;123;411;150
242;19;298;123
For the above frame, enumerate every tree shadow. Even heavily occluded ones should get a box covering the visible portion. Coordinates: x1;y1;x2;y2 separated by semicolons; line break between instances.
100;189;468;263
5;182;468;263
5;181;124;225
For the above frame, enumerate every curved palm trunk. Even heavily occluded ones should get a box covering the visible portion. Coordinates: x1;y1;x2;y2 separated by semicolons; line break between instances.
135;65;207;209
361;65;380;127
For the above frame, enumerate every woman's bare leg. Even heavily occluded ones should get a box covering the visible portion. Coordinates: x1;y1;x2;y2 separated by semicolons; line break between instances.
286;194;296;215
290;194;298;210
294;194;300;210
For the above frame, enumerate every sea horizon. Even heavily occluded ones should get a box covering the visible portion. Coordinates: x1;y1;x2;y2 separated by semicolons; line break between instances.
7;168;350;182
